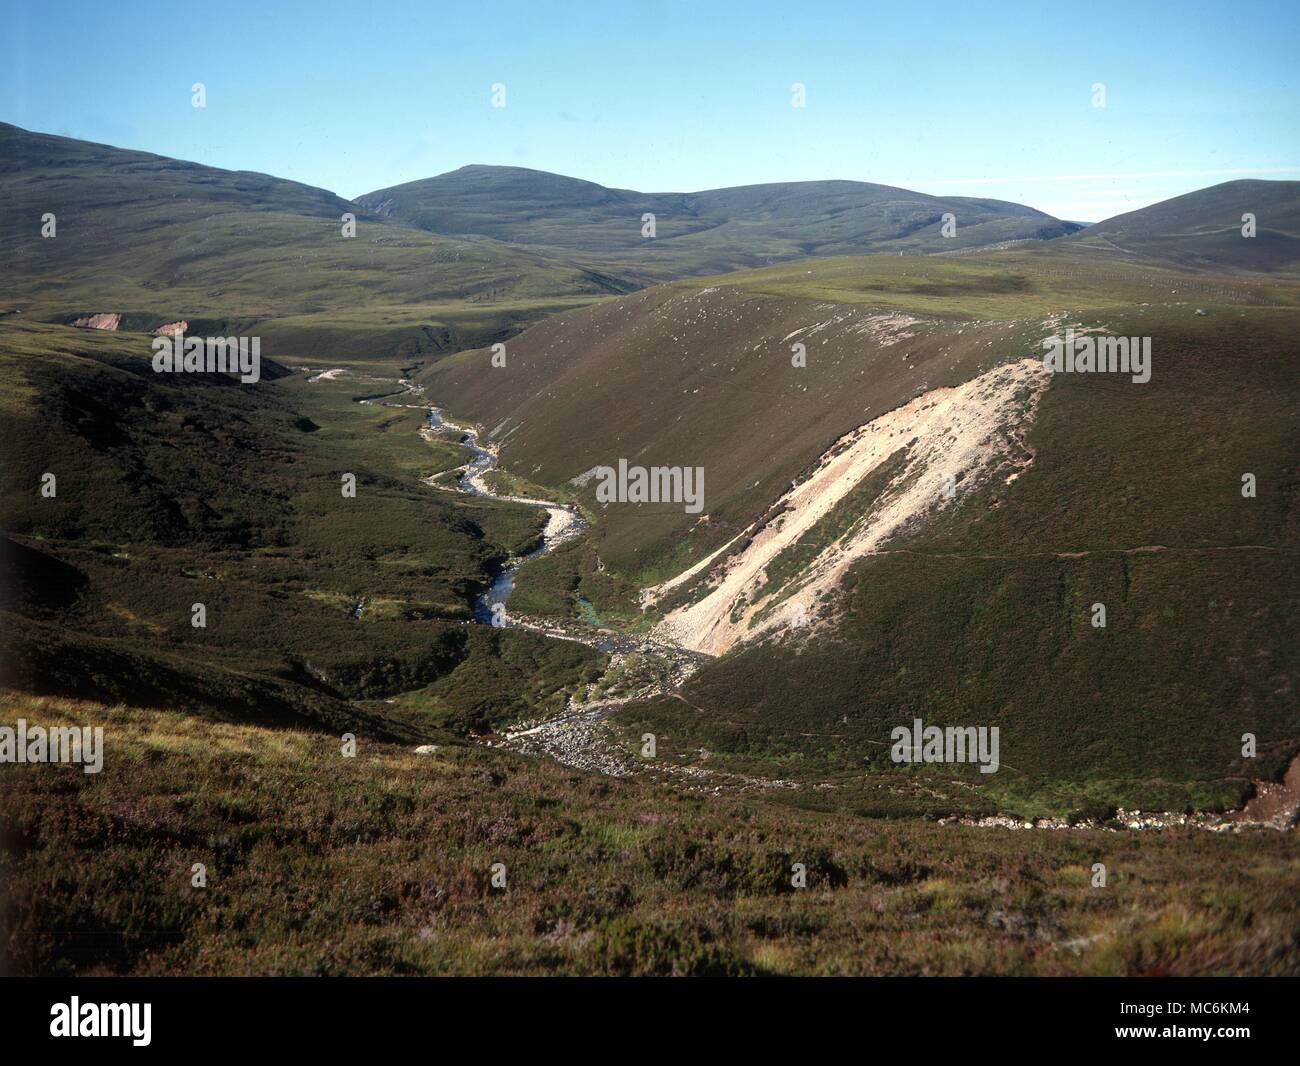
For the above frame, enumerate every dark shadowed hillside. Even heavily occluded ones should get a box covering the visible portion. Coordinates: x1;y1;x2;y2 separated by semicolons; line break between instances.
0;318;602;737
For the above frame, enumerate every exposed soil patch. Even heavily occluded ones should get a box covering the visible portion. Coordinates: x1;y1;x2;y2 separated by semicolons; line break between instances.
648;357;1049;654
71;312;121;330
1231;755;1300;830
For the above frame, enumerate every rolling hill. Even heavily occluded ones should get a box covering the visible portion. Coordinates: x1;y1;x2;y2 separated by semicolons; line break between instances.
0;123;625;360
1066;179;1300;272
2;122;1297;814
357;165;1083;285
0;318;602;738
1;123;1297;979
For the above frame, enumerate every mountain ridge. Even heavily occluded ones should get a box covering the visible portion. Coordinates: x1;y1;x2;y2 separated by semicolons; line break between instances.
356;163;1082;281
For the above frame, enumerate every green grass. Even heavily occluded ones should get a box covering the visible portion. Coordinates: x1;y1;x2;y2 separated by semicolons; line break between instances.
0;123;619;362
694;246;1300;317
1;136;1297;977
1070;179;1300;272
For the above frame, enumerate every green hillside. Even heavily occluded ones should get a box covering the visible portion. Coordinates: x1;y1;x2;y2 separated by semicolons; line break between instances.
0;125;1296;980
419;248;1299;573
0;124;624;361
0;319;602;737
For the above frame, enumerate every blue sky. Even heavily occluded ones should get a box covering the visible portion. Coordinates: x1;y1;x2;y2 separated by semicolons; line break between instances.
3;0;1297;221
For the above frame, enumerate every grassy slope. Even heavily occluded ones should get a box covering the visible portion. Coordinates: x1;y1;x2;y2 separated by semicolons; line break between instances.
3;691;1297;977
1;139;1296;977
357;164;1081;285
420;249;1300;806
422;248;1299;574
646;297;1298;807
1068;179;1300;273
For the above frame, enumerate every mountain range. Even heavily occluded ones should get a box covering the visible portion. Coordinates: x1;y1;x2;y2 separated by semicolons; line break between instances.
356;164;1083;283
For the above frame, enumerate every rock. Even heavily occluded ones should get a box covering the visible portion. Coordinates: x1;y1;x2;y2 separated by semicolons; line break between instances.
71;312;121;330
414;744;440;755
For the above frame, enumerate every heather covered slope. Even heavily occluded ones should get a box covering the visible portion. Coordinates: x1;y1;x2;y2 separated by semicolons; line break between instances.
0;124;622;360
2;122;1296;814
357;164;1082;285
4;691;1298;976
419;249;1300;807
418;249;1299;577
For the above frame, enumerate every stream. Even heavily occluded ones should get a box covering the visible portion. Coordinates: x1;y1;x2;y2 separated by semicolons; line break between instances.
420;405;587;624
343;371;698;664
372;375;716;776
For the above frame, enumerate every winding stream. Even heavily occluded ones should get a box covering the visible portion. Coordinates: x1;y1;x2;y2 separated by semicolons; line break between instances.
420;405;587;623
339;369;697;666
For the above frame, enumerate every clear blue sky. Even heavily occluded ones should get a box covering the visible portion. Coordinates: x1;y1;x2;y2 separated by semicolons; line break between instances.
3;0;1297;221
